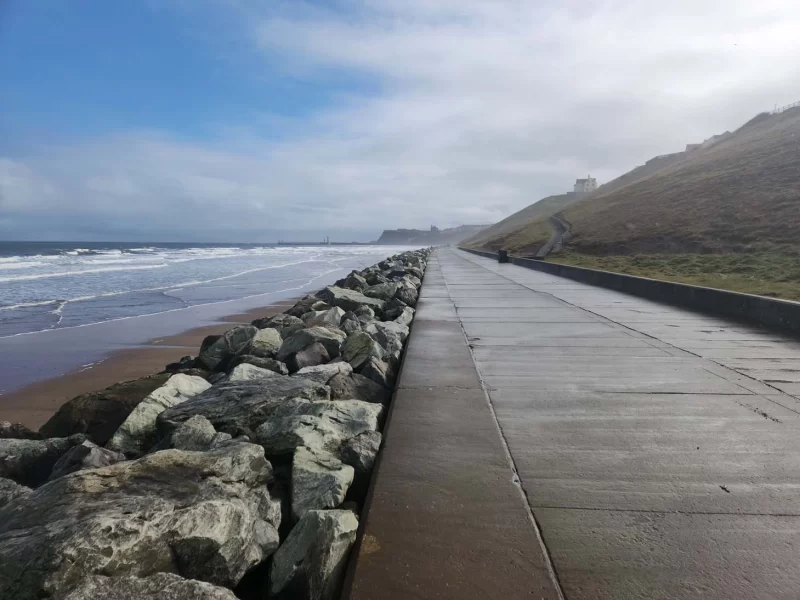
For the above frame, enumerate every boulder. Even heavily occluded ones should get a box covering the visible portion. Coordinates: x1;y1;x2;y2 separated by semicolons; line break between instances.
382;297;408;320
304;307;346;328
340;431;382;475
38;373;172;445
365;321;409;355
395;286;418;308
277;327;347;364
0;422;41;440
255;400;383;457
360;356;393;389
289;342;331;373
229;355;289;375
157;378;330;438
268;510;358;600
340;314;361;336
291;447;354;521
245;328;283;358
328;372;389;404
315;286;385;315
107;374;211;457
227;363;283;383
353;306;376;323
198;326;258;371
61;573;238;600
402;273;421;288
0;477;30;508
0;434;86;487
394;306;415;328
163;355;197;374
339;272;368;291
363;282;398;302
0;443;281;598
47;440;125;481
294;362;353;386
341;331;385;370
251;314;306;339
364;271;389;286
157;415;233;452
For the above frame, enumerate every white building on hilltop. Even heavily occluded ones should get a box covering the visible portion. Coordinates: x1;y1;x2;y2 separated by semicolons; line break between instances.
574;175;597;194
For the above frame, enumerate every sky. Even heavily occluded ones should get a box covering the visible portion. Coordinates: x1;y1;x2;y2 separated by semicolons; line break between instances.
1;0;799;243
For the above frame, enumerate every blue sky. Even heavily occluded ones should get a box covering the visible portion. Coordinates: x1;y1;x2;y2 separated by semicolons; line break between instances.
1;1;799;242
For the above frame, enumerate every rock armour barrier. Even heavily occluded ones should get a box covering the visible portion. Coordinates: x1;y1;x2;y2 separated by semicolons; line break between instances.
0;248;431;600
461;247;800;336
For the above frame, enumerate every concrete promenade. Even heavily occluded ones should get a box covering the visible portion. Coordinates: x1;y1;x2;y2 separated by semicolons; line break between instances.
348;247;800;599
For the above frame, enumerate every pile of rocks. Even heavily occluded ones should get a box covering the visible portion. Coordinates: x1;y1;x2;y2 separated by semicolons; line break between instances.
0;249;429;600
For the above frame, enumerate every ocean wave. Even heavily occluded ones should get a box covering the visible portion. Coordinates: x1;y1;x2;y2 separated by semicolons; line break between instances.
0;264;168;283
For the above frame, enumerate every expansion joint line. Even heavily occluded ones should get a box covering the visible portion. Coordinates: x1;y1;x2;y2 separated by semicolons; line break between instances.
438;250;568;600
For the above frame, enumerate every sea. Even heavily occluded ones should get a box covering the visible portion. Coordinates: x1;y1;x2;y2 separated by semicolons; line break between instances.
0;241;414;394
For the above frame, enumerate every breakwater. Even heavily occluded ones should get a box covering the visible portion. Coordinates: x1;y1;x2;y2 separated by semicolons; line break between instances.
0;248;430;600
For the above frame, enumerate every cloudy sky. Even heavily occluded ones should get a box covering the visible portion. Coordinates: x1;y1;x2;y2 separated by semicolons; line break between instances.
1;1;798;242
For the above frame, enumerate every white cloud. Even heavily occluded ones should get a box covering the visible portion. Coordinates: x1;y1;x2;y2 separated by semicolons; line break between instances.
3;0;800;240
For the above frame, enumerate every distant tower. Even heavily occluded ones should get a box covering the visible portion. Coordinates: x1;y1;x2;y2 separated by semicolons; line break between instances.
430;225;440;233
574;175;597;194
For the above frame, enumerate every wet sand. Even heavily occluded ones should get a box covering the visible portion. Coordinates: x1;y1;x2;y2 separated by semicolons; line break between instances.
0;299;296;430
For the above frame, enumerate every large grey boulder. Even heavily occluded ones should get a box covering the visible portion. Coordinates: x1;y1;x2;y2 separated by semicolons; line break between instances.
38;373;172;445
290;342;331;373
0;477;30;508
365;321;409;355
340;431;382;475
0;422;41;440
303;307;346;328
255;400;383;457
394;306;415;328
294;362;353;386
0;443;281;598
291;447;354;521
269;509;358;600
107;374;211;457
363;282;398;302
315;286;385;315
47;440;125;481
252;314;306;339
328;372;389;404
339;272;368;291
0;434;86;487
198;326;258;371
341;331;385;370
395;286;418;307
353;306;376;324
277;327;347;364
360;356;393;389
227;363;283;383
155;415;232;452
157;378;330;438
61;573;238;600
245;328;283;358
229;355;289;375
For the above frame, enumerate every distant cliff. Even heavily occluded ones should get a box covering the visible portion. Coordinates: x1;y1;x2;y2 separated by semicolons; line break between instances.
375;224;489;245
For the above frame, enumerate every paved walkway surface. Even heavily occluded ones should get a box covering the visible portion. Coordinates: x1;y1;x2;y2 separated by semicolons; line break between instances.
347;248;800;599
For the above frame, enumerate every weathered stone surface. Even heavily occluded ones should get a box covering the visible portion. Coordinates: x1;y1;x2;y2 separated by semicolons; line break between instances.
294;362;353;386
363;282;398;302
402;273;422;288
269;509;358;600
340;431;382;475
289;342;331;373
245;328;283;358
291;447;354;521
229;355;289;375
0;434;86;487
255;400;383;457
277;327;347;364
61;573;239;600
353;306;376;323
157;378;330;438
328;372;389;404
315;286;385;315
228;363;283;383
107;374;211;457
341;316;361;336
365;321;409;355
360;356;393;389
47;440;125;481
394;306;415;328
252;314;306;339
0;443;281;598
198;326;258;371
164;415;218;451
341;331;385;370
395;285;418;307
0;422;41;440
0;477;30;508
364;271;389;286
340;272;368;291
163;355;197;374
305;306;346;328
38;373;172;445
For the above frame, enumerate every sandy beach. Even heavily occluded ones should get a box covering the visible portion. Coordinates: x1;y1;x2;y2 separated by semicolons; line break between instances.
0;299;296;430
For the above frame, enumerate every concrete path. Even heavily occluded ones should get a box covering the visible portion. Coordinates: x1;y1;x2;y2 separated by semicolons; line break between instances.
348;247;800;599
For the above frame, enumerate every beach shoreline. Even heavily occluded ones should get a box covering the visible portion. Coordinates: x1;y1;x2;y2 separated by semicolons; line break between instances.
0;299;297;430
